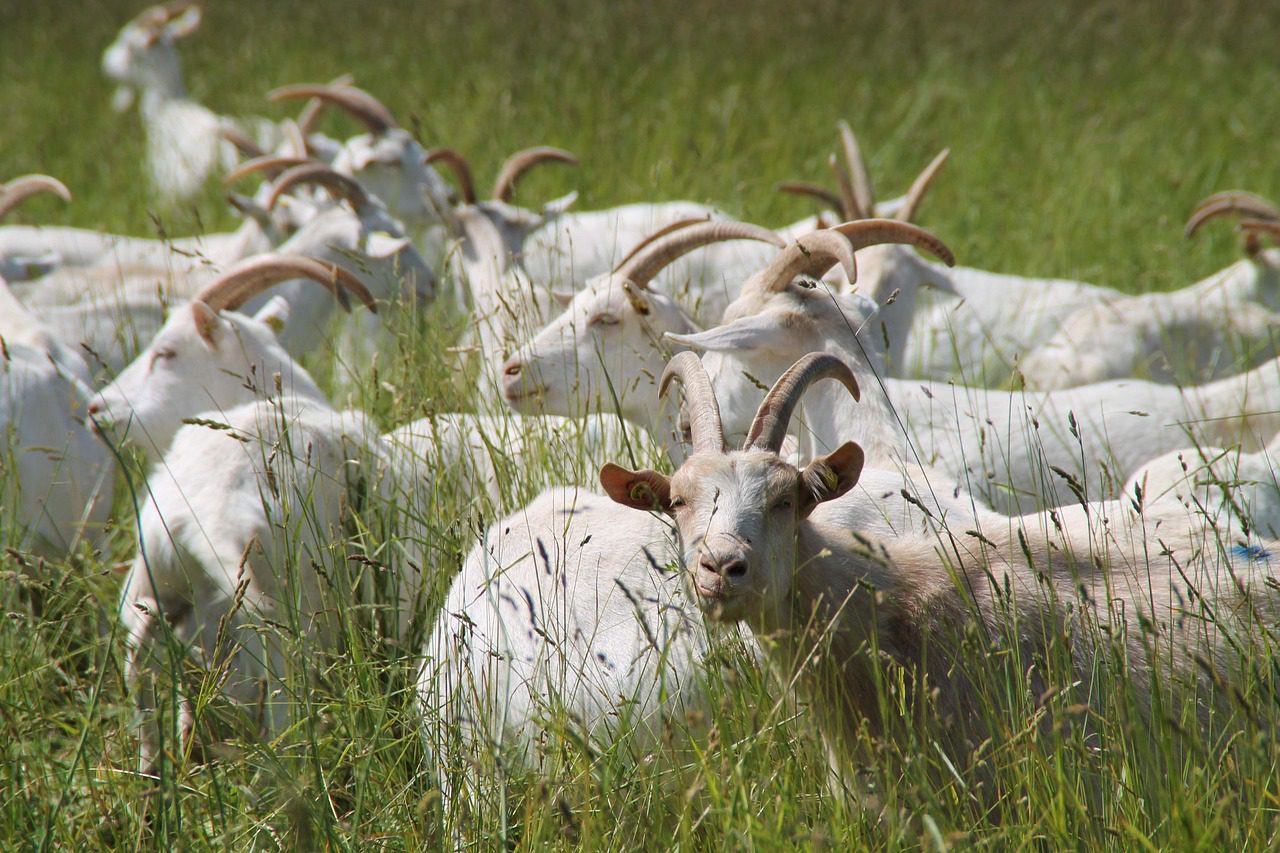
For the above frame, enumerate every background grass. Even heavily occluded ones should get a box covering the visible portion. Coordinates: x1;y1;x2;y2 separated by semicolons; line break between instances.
5;0;1280;848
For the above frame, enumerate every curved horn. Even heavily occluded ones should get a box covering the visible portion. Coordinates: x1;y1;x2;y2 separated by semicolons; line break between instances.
752;231;860;292
219;126;265;159
659;352;725;455
294;73;353;137
223;154;312;186
829;219;956;267
193;254;376;315
1239;219;1280;244
135;1;196;29
268;84;396;136
828;152;862;221
617;221;785;289
266;163;370;212
745;353;860;453
896;149;950;224
1186;191;1280;238
837;120;875;218
423;147;477;205
776;181;844;214
612;216;712;273
0;175;72;220
492;147;578;202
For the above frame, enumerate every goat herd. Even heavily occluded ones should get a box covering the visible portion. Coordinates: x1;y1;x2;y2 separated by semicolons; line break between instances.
5;0;1280;810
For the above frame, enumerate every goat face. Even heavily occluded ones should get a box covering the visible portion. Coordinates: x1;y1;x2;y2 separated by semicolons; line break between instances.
501;279;689;422
601;445;863;626
87;299;301;459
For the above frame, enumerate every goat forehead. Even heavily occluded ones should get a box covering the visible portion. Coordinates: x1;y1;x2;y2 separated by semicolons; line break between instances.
675;452;797;507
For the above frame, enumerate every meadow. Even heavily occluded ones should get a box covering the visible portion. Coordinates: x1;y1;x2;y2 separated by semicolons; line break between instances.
4;0;1280;847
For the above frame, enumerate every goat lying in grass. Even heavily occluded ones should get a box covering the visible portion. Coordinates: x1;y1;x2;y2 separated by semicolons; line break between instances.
600;351;1280;793
100;256;427;769
1019;192;1280;389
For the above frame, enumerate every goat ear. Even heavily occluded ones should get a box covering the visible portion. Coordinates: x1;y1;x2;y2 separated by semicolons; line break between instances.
252;295;291;335
366;231;411;258
167;4;203;38
542;191;579;220
799;441;864;516
666;314;789;353
600;463;672;513
190;301;222;347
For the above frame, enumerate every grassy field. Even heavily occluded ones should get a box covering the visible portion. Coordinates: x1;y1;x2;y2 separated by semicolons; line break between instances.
4;0;1280;848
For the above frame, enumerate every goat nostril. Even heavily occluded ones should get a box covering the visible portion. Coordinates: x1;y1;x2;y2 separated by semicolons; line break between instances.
700;554;747;579
87;401;101;415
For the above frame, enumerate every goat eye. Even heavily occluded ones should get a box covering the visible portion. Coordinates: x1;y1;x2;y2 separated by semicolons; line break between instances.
669;496;686;509
149;349;176;368
773;497;793;511
589;314;620;327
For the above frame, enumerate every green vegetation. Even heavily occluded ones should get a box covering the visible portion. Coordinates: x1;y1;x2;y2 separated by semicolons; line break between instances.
3;0;1280;848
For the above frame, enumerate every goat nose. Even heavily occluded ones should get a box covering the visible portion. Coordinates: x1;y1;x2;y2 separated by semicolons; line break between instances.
86;400;101;415
699;553;747;579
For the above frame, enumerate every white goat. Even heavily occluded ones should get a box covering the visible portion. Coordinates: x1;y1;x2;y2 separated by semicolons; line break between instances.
600;352;1280;786
1121;430;1280;541
0;185;114;555
500;220;787;461
1019;193;1280;389
419;486;710;799
668;227;1280;514
102;2;279;200
100;257;423;768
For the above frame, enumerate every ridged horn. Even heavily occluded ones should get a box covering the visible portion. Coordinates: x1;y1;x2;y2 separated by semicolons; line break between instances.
617;221;785;290
829;219;956;266
223;154;312;186
219;127;265;160
828;152;862;221
612;216;712;273
266;163;369;212
193;254;376;315
1185;191;1280;238
268;84;396;136
295;73;354;136
896;149;950;224
744;353;860;453
837;120;875;218
776;181;844;214
752;231;859;292
659;352;725;455
0;175;72;220
492;147;578;202
423;148;477;205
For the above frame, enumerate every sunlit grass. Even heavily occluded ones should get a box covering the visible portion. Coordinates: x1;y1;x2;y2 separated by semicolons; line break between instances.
5;0;1280;848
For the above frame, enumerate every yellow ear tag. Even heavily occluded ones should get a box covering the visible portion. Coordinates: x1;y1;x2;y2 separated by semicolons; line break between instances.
264;314;286;334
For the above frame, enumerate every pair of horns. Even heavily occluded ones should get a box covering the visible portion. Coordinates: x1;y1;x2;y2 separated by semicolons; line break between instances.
611;219;786;289
133;1;197;30
0;175;71;220
424;146;577;205
262;162;371;213
269;83;397;137
779;121;949;225
1186;191;1280;257
745;219;955;295
193;253;376;315
660;351;859;455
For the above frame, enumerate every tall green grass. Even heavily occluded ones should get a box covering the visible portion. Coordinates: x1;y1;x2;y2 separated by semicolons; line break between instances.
5;0;1280;848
